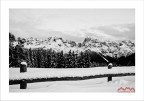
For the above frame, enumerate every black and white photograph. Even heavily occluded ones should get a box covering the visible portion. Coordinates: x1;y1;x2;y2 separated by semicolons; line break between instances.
9;9;136;92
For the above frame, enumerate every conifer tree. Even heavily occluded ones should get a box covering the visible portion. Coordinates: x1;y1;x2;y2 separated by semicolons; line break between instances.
74;53;79;68
71;51;76;68
79;52;85;68
40;49;45;68
85;52;91;68
57;51;65;68
50;50;57;68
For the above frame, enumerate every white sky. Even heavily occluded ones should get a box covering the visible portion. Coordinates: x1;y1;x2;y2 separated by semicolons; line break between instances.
9;9;135;42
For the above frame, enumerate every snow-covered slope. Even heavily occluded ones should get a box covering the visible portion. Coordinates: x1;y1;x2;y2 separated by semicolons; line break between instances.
19;36;135;58
24;37;82;53
82;37;135;57
10;76;135;92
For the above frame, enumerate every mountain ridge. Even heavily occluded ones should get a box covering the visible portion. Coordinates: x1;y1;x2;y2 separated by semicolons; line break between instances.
12;36;135;58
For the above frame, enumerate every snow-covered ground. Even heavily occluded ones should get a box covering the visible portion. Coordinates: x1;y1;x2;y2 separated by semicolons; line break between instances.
9;66;135;80
9;76;135;92
9;66;135;92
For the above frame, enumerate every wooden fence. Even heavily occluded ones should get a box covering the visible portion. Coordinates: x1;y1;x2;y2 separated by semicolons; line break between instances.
9;62;135;89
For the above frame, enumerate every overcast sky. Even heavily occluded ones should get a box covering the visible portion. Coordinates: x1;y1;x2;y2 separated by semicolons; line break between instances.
9;9;135;42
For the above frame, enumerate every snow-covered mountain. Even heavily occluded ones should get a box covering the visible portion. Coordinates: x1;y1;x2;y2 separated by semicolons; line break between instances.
21;36;135;58
23;37;83;53
82;37;135;58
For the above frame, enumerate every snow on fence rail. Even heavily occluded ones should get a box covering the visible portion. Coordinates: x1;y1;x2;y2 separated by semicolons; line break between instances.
9;63;135;89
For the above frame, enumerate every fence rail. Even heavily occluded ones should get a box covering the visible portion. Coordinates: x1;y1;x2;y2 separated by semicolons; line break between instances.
9;73;135;85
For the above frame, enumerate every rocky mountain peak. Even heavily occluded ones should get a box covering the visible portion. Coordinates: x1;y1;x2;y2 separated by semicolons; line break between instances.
15;36;135;58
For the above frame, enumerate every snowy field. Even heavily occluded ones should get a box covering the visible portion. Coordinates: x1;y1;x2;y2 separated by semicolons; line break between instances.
9;76;135;92
9;66;135;80
9;66;135;92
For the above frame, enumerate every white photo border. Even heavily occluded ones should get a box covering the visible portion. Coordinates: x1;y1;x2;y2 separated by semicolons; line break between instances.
1;0;144;101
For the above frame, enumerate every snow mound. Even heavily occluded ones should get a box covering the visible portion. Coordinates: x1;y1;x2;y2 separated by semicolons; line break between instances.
112;79;130;85
20;62;27;66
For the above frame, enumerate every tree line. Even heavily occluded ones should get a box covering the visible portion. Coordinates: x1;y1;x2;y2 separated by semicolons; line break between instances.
10;47;91;68
25;49;91;68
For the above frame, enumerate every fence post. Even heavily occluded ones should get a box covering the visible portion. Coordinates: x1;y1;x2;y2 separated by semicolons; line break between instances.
20;62;27;89
20;79;27;89
108;63;113;82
